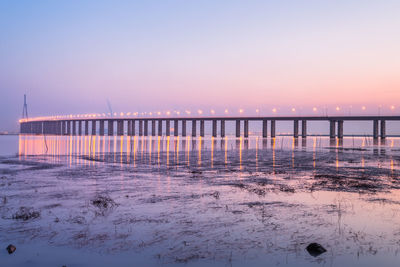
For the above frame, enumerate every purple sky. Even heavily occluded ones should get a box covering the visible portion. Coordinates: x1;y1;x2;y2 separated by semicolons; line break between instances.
1;1;400;131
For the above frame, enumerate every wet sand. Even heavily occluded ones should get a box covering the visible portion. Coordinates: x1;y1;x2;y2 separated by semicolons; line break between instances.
0;136;400;266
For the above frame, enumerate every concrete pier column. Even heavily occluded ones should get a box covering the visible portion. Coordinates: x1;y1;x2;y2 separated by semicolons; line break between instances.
380;120;386;139
117;120;124;136
244;120;249;138
132;120;136;136
174;120;179;136
85;121;89;136
144;120;148;136
67;121;71;135
151;120;156;136
71;121;75;135
108;120;114;136
373;120;379;139
337;120;344;139
212;120;217;137
301;120;307;138
56;121;61;135
221;120;225;137
139;120;143;136
293;120;299;138
236;120;241;137
92;120;97;135
200;120;205;137
158;120;162;136
329;120;336;139
166;120;170;136
182;120;187;137
78;121;82;135
192;120;196;137
99;120;105;136
61;121;65;135
262;119;268;138
271;120;276;138
127;120;132;136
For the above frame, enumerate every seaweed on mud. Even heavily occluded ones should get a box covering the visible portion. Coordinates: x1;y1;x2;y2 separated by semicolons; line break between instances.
91;195;118;215
12;207;40;221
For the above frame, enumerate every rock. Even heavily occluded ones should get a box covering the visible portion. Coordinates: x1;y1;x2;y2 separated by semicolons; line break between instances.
6;244;16;254
306;243;326;257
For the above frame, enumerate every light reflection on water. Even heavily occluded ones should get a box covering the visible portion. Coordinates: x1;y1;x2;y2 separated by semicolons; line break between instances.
17;135;400;171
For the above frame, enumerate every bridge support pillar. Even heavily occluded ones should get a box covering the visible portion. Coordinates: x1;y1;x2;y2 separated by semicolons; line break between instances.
71;121;76;135
244;120;249;138
139;120;143;136
236;120;240;137
182;120;186;137
78;121;82;135
373;120;378;139
293;120;299;138
302;120;307;138
108;120;114;136
174;120;179;136
158;120;162;136
67;121;71;135
271;120;276;138
337;120;343;139
92;120;96;135
166;120;170;136
99;120;105;136
212;120;217;137
144;120;148;136
117;120;124;136
329;120;336;139
127;120;132;136
151;120;156;136
61;121;65;135
380;120;386;139
192;120;196;137
262;119;268;138
200;120;205;137
85;121;89;136
221;120;225;137
132;120;136;136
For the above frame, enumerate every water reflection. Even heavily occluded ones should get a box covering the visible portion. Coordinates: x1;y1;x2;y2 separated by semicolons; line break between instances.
17;135;400;172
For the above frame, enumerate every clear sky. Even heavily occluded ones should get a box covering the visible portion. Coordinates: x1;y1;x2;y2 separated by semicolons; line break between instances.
1;0;399;131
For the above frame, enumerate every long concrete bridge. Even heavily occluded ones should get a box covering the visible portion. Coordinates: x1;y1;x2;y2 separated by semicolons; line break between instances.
19;116;400;139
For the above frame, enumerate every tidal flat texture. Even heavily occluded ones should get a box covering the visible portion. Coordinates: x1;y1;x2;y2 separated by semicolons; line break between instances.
1;136;400;266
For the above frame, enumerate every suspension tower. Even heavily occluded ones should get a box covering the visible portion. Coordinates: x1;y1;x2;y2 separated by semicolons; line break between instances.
22;94;28;119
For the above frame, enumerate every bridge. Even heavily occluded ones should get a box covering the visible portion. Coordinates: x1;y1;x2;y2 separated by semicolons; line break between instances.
19;115;400;139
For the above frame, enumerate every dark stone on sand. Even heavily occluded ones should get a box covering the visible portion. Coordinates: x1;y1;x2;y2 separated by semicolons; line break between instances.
6;244;16;254
12;207;40;221
306;243;326;257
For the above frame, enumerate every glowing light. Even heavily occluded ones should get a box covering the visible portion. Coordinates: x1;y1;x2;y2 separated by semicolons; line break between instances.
185;110;191;115
313;107;317;112
272;108;277;113
166;111;171;115
157;111;161;115
391;105;395;110
362;106;366;111
291;108;296;112
198;109;203;115
210;109;215;115
120;112;124;116
239;109;244;114
256;109;259;113
224;109;229;114
336;106;340;111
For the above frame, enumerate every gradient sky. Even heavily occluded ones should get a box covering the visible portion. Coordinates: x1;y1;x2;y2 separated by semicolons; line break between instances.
1;0;400;131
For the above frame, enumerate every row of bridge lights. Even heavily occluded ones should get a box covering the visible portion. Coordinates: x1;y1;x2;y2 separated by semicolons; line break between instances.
20;105;397;122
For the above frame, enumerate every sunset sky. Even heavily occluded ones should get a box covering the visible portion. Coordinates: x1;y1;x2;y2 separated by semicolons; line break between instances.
1;0;399;131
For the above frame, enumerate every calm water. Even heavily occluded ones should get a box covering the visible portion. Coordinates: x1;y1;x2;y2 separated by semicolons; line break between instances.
0;134;400;266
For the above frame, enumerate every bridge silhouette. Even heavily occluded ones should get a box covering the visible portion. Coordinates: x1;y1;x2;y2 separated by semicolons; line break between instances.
19;115;400;139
